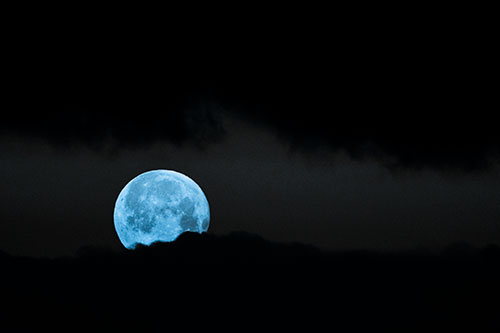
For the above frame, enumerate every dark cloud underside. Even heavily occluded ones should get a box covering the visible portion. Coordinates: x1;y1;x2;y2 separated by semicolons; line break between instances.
2;21;496;170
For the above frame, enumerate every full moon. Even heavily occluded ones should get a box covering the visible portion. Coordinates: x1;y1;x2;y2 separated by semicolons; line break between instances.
113;170;210;249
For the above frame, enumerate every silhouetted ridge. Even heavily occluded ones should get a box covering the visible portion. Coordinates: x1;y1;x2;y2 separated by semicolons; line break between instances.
2;236;500;331
130;231;321;264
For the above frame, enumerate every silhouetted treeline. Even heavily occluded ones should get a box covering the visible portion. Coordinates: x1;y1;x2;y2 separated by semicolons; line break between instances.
1;232;500;332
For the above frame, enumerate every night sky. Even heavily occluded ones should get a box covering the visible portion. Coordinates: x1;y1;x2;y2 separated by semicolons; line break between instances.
3;9;500;331
1;14;497;257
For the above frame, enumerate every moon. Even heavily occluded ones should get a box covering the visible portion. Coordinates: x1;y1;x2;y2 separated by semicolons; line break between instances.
113;169;210;249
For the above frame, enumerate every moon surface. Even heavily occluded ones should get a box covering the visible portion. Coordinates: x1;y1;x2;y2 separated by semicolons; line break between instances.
113;170;210;249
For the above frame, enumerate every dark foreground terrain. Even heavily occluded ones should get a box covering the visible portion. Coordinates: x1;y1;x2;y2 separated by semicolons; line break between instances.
1;232;500;332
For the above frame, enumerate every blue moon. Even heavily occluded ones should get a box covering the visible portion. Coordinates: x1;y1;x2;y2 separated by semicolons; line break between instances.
113;170;210;249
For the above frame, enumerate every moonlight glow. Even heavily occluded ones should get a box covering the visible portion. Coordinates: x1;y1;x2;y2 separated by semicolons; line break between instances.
113;170;210;249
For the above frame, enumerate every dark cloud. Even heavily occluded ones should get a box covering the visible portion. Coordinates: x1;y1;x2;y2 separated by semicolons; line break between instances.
2;22;496;170
1;76;225;150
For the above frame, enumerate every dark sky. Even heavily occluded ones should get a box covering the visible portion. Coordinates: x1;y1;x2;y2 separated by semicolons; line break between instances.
1;14;498;256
